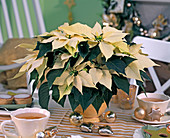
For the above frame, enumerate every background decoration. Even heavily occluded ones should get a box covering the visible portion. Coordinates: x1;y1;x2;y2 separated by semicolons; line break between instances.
64;0;76;23
102;0;147;42
148;14;168;38
102;0;169;42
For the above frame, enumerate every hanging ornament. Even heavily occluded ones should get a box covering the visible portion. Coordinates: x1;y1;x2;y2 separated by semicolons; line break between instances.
136;20;141;26
69;112;83;126
98;125;114;136
152;14;168;31
148;14;168;38
102;13;118;27
104;111;116;123
148;28;160;38
123;20;133;33
134;107;146;120
140;28;144;32
64;0;75;23
148;108;163;121
127;3;131;7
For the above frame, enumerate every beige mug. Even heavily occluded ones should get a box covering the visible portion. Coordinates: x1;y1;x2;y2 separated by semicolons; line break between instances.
0;108;50;138
137;93;170;120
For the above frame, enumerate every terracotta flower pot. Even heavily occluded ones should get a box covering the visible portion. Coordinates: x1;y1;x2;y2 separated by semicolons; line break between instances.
74;102;107;122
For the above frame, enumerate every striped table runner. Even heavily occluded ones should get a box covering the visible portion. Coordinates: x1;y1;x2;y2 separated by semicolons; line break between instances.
0;108;143;138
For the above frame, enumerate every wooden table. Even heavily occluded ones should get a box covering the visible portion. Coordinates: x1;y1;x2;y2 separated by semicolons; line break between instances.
0;98;144;138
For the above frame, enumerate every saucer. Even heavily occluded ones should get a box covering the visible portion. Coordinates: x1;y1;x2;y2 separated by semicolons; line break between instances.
132;109;170;124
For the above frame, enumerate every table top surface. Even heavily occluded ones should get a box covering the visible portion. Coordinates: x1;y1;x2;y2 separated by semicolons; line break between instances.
0;97;169;138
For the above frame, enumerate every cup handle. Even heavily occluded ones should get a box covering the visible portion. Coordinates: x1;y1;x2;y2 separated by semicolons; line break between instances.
0;120;18;137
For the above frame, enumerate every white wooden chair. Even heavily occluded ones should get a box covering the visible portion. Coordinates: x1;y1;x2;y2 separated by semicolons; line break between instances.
133;36;170;94
0;0;46;71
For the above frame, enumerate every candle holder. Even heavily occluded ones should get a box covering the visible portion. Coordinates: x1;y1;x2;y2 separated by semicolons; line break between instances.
117;85;137;110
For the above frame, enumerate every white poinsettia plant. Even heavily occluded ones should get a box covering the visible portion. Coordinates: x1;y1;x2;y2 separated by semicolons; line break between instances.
13;22;157;111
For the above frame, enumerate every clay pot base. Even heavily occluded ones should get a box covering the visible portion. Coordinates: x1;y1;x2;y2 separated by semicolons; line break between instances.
83;117;100;123
74;102;107;123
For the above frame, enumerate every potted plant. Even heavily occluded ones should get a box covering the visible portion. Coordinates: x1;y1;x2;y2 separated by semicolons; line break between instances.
13;22;157;122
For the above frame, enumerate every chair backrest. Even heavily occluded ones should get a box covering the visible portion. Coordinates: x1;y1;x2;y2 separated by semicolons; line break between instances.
0;0;46;47
0;0;46;70
133;36;170;94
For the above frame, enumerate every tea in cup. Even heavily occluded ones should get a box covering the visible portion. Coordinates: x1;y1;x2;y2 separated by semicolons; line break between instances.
1;108;50;138
137;93;170;120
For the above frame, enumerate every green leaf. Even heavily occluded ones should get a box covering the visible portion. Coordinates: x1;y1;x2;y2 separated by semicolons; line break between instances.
40;35;53;39
140;70;151;81
87;45;100;61
112;74;130;94
68;93;79;111
64;60;70;71
47;69;64;88
92;95;104;113
71;87;98;111
103;89;113;108
105;56;127;74
29;69;39;84
35;41;52;59
52;85;66;107
96;83;115;108
78;41;89;58
47;52;55;68
34;41;40;50
38;82;50;109
121;56;136;67
136;80;146;92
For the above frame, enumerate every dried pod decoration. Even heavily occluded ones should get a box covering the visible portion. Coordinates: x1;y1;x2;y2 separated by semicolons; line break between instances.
98;125;114;136
36;126;58;138
79;122;95;133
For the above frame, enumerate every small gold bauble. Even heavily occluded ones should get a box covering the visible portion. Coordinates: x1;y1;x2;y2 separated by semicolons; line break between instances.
104;111;116;123
134;107;146;119
69;112;83;126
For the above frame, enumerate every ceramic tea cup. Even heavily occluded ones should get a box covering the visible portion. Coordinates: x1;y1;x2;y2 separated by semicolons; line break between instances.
0;108;50;138
137;93;170;120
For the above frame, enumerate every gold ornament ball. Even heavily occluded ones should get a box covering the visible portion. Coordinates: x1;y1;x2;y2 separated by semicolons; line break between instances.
69;112;83;126
134;107;146;119
104;111;116;123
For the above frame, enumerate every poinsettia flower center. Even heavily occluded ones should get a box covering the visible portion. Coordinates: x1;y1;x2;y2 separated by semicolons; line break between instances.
95;35;103;42
70;70;78;76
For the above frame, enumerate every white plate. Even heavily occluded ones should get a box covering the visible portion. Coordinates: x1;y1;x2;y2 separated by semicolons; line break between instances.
132;108;170;124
